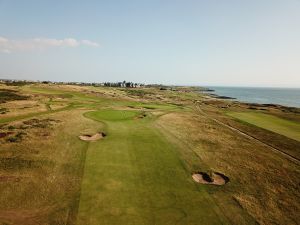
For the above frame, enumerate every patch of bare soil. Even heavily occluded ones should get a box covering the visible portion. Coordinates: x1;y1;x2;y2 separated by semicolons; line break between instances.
0;176;21;182
192;172;229;185
79;132;106;141
0;206;57;225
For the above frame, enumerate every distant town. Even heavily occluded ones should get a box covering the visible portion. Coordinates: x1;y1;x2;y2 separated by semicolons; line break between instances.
0;78;145;88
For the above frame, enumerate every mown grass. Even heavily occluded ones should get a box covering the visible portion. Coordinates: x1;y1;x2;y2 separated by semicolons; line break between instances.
1;84;299;225
85;109;139;121
77;110;229;225
227;111;300;141
127;102;178;110
23;86;105;103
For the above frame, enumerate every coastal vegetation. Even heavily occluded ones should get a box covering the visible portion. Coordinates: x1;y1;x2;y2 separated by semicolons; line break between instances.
0;82;299;225
227;111;300;141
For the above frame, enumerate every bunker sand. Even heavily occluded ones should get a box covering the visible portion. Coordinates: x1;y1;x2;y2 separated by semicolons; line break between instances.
192;172;229;185
79;132;106;141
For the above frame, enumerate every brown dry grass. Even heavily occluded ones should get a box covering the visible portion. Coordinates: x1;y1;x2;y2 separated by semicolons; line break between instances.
0;109;103;224
0;100;48;118
1;84;299;224
156;111;300;225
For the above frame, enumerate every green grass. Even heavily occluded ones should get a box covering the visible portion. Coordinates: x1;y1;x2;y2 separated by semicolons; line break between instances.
2;84;298;224
0;103;75;124
77;110;229;225
227;111;300;141
127;103;177;110
24;86;106;103
85;109;139;121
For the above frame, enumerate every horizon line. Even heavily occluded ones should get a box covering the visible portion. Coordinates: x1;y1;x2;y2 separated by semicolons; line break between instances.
1;77;300;89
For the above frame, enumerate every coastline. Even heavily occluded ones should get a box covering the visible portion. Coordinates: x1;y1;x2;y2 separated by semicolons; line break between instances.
200;87;300;110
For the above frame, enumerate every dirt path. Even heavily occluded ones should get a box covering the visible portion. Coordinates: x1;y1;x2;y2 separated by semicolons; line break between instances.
195;105;300;165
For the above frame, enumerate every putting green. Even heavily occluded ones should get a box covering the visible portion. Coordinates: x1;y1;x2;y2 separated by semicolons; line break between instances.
77;110;229;225
85;110;139;121
228;112;300;141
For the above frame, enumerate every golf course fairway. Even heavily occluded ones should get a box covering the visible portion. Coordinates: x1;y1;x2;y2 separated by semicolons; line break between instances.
227;111;300;141
76;110;229;225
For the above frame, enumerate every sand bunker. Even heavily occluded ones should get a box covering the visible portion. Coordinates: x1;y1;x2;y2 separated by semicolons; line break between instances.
79;132;106;141
192;172;229;185
135;114;147;119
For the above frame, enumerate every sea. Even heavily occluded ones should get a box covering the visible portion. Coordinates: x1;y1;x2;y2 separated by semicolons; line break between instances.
205;86;300;108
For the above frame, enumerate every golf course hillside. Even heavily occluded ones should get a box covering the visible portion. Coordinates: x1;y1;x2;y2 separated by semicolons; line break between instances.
0;83;299;225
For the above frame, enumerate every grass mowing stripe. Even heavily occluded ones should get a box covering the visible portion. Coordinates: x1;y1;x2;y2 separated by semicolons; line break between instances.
77;110;229;225
227;112;300;142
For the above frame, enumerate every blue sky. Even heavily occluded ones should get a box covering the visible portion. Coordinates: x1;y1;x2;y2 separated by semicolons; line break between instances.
0;0;299;87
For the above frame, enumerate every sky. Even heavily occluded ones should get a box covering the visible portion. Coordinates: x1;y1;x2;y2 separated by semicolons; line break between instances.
0;0;300;87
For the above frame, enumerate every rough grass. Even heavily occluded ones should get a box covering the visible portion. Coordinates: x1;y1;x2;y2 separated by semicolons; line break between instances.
1;84;299;225
0;108;8;114
0;110;101;224
157;111;300;225
227;111;300;141
213;111;300;160
0;89;29;103
77;110;229;225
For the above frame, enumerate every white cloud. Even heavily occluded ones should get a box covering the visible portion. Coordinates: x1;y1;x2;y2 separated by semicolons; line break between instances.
0;36;100;53
81;39;100;47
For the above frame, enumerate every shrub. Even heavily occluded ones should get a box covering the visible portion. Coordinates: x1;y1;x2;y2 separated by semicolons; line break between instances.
8;125;16;130
7;137;18;142
0;89;29;103
0;108;8;114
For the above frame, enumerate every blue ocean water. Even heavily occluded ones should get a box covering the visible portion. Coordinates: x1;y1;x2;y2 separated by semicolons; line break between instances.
206;86;300;108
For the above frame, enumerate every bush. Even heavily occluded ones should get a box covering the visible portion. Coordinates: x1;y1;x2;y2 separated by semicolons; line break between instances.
0;108;8;114
0;89;29;103
8;125;16;130
7;137;18;142
6;132;26;143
